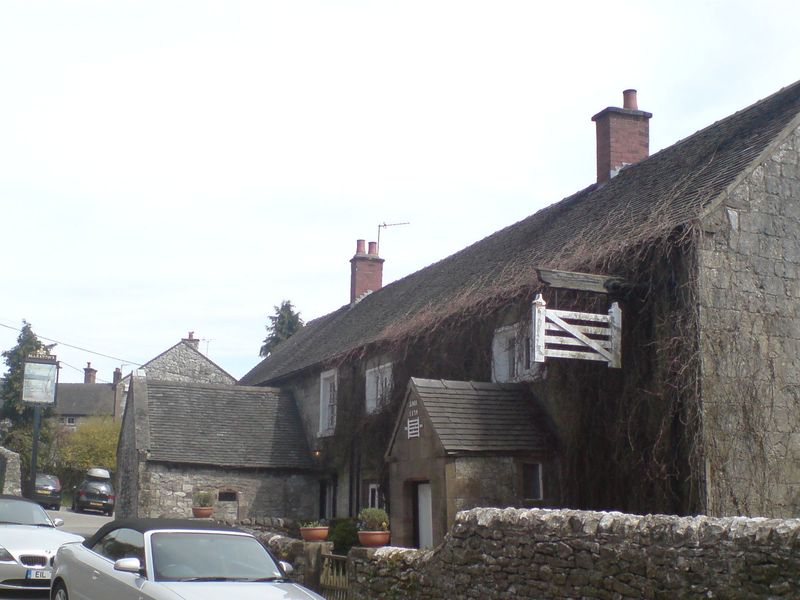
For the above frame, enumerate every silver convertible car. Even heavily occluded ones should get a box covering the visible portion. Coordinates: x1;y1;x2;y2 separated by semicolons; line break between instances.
0;494;83;591
51;518;325;600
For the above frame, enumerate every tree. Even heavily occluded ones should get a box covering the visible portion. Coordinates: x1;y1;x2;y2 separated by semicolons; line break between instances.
1;321;46;425
260;300;304;357
58;417;121;486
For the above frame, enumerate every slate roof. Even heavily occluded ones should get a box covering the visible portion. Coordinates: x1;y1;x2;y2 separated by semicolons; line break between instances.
133;377;314;470
241;80;800;386
55;383;115;417
398;378;553;454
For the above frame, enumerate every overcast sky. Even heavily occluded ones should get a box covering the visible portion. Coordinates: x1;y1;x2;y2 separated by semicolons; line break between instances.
2;1;799;383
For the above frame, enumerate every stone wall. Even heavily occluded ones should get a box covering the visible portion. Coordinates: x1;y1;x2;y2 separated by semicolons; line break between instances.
0;447;21;495
698;124;800;516
136;462;317;520
348;508;800;599
144;341;236;385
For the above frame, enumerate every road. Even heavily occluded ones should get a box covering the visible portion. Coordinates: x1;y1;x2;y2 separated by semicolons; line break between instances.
0;507;112;600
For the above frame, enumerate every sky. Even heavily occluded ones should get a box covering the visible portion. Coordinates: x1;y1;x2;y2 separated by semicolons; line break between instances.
2;0;800;384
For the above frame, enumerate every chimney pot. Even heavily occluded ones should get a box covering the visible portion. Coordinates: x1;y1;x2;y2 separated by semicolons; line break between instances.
622;89;638;110
83;362;97;384
350;237;385;304
188;331;194;340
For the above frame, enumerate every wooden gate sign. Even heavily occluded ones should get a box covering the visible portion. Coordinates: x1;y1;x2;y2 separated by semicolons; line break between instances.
532;294;621;368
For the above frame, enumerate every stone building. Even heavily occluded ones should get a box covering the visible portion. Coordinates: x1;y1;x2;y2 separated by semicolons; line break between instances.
386;379;555;547
54;363;124;428
241;81;800;546
116;375;317;520
139;332;236;385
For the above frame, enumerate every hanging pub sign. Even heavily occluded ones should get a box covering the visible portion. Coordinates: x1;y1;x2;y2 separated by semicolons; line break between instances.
532;293;622;368
22;352;59;405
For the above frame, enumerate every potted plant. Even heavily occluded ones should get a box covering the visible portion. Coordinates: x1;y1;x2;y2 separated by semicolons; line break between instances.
192;491;214;518
299;520;329;542
357;507;390;547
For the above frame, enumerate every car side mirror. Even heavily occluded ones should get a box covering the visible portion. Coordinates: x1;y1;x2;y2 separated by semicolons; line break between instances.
114;557;144;575
52;518;64;527
280;561;294;575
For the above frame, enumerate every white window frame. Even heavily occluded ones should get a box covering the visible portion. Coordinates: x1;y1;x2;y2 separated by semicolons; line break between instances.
365;362;393;414
367;483;381;509
522;462;544;501
318;369;337;437
492;323;522;383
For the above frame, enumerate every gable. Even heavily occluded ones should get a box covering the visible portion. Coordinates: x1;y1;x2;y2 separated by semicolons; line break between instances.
144;341;236;385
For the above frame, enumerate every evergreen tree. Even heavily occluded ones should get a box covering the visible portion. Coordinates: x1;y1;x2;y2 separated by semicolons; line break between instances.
1;321;46;425
260;300;303;357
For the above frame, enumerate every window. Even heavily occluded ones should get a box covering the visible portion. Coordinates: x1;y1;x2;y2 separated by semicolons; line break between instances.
218;491;237;502
318;369;337;436
367;483;381;509
66;416;76;426
522;463;543;501
92;528;145;563
365;362;393;414
492;325;519;382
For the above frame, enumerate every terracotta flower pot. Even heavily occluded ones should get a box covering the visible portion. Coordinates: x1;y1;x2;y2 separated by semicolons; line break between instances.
192;506;213;518
358;530;390;547
300;526;329;542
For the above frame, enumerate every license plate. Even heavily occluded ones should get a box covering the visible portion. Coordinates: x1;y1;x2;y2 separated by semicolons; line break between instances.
89;501;103;507
26;569;50;580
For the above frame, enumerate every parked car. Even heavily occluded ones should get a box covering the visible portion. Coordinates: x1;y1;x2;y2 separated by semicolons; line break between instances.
51;518;326;600
0;494;83;591
32;474;62;510
72;468;115;516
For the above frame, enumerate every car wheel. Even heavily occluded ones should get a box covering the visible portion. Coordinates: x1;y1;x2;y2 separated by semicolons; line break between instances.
52;581;69;600
54;504;61;511
105;509;114;517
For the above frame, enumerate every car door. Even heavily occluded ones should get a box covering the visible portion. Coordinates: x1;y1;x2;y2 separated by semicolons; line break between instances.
86;528;148;600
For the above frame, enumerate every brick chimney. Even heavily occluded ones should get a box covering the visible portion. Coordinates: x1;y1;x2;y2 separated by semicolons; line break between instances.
350;239;384;304
113;367;122;385
592;89;652;183
182;331;200;350
84;362;97;384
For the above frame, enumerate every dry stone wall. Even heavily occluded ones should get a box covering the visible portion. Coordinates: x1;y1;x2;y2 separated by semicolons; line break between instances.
348;508;800;599
0;447;21;495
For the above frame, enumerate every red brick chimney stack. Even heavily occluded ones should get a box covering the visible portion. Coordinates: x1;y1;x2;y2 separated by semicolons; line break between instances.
182;331;200;350
592;89;652;183
84;362;97;384
350;238;384;304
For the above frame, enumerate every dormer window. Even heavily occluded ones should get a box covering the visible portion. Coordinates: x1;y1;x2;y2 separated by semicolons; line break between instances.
365;362;393;414
318;369;337;436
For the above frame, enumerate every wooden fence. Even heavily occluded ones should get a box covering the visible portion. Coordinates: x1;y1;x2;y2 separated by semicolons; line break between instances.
320;552;349;600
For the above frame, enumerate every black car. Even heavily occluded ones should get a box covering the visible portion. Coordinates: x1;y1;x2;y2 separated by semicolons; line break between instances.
72;468;115;516
32;474;62;510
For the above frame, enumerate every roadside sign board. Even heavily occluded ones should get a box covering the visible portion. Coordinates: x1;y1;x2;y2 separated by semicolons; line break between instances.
22;354;58;405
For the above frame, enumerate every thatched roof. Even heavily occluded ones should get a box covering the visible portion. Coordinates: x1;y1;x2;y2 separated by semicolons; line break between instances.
241;80;800;386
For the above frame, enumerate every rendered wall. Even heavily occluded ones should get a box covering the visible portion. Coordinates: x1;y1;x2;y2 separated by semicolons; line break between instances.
698;125;800;516
349;507;800;599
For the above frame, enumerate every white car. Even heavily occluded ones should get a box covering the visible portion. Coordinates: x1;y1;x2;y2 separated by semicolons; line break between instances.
0;494;83;591
51;518;326;600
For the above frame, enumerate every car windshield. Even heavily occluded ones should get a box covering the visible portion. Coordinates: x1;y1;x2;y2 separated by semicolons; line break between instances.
151;532;284;582
36;475;59;487
0;498;53;526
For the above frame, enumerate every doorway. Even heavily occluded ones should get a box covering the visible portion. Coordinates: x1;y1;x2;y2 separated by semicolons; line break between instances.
413;482;433;549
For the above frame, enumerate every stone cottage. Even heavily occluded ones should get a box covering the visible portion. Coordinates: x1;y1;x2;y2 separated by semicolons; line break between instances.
241;81;800;546
116;375;317;520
